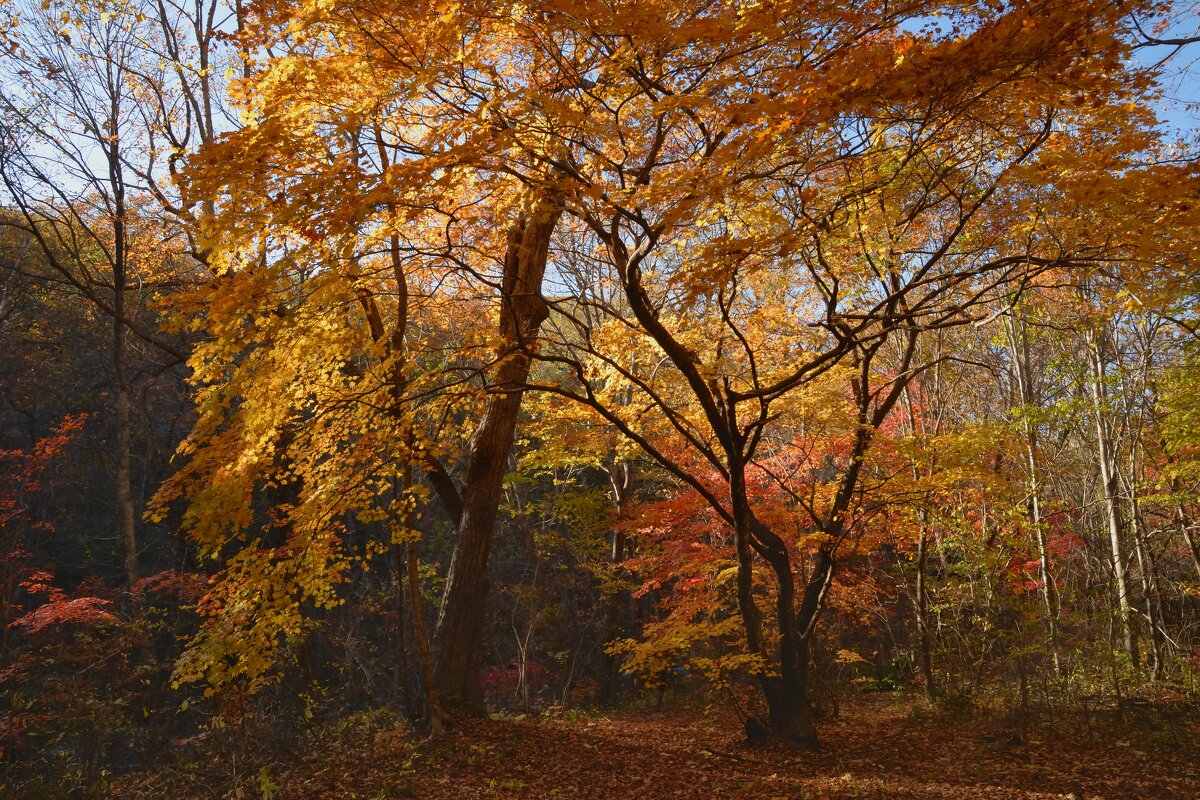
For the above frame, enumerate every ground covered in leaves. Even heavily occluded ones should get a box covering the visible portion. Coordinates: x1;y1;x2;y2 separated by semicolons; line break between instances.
112;695;1198;800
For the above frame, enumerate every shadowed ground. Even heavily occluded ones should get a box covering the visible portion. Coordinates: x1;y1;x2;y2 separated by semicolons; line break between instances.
112;695;1199;799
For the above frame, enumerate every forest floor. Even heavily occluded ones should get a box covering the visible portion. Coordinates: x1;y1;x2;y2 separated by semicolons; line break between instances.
112;694;1199;800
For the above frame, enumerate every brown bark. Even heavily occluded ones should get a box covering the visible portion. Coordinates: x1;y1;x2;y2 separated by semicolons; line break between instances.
109;132;138;589
915;517;936;700
734;479;818;749
901;380;938;698
390;541;416;710
432;197;562;711
408;539;446;734
116;354;138;588
1172;483;1200;582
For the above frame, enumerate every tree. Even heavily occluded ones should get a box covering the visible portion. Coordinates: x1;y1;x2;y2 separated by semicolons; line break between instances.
151;0;578;712
517;0;1181;745
0;0;210;586
161;0;1198;744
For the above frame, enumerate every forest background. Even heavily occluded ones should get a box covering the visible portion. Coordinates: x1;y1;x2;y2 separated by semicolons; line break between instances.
0;0;1199;796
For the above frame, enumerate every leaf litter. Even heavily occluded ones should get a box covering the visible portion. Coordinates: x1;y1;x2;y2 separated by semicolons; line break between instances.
111;695;1199;799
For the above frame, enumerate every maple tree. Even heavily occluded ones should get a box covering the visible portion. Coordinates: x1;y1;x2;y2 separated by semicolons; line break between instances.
0;416;88;644
150;0;1200;745
3;0;1200;791
519;0;1192;744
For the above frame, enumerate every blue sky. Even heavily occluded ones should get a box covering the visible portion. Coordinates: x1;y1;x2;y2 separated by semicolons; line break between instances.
1134;14;1200;140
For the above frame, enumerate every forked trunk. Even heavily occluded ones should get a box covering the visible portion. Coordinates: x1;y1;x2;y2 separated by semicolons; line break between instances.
734;497;827;749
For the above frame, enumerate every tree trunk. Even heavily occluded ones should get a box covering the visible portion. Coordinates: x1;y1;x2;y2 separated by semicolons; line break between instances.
787;546;834;749
900;382;938;698
1005;315;1060;674
390;540;415;710
432;198;561;711
1172;488;1200;582
742;383;883;750
730;462;820;749
110;148;138;588
1129;501;1164;681
915;516;936;700
115;328;138;587
408;539;446;734
599;459;631;703
1087;330;1138;668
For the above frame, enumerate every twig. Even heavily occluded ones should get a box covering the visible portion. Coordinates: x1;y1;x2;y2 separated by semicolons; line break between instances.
699;746;763;765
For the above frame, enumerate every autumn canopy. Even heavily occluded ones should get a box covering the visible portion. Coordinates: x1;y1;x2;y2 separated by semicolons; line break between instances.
1;0;1199;791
